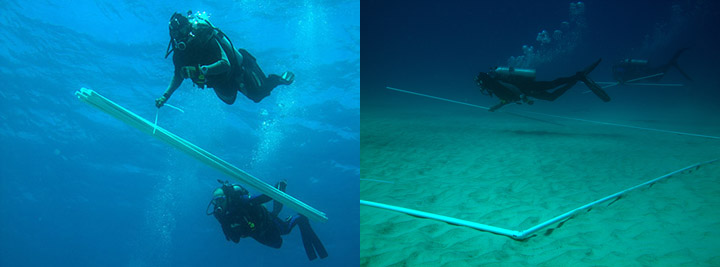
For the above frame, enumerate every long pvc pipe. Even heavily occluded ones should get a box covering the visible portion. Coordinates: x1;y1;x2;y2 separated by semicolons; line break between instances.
76;88;328;222
593;73;677;90
385;86;720;140
621;83;684;87
361;159;718;240
624;72;665;83
522;111;720;140
360;178;396;184
594;82;684;90
360;200;522;238
386;86;489;110
517;158;718;239
386;87;564;126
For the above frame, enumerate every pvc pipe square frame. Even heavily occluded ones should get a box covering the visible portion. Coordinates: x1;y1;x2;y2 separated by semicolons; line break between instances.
361;86;719;240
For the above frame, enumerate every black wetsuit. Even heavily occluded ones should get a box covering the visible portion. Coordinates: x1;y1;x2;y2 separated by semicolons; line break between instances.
213;185;328;260
172;37;289;104
476;59;609;111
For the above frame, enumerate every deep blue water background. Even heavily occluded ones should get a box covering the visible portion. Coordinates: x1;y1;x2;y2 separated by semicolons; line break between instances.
0;0;359;266
362;0;720;115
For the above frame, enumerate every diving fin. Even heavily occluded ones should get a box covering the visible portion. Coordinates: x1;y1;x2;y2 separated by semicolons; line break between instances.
672;62;693;81
578;59;610;102
582;58;602;76
297;216;328;260
280;71;295;85
666;48;692;81
581;75;611;102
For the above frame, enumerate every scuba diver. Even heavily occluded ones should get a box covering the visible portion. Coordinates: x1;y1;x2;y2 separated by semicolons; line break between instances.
475;59;611;112
612;48;692;84
156;11;295;108
207;180;328;261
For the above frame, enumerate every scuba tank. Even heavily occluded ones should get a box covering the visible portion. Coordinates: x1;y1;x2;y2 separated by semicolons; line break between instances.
491;67;536;82
620;59;648;65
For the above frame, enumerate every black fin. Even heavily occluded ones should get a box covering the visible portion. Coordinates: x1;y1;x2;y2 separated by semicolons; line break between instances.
672;62;693;81
583;58;602;76
581;75;611;102
298;216;328;260
666;48;692;81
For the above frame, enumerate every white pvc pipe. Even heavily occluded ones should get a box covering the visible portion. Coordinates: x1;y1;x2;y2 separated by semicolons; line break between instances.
523;111;720;140
591;82;683;92
76;88;328;222
362;159;718;240
386;87;490;110
164;103;185;113
360;179;395;184
625;72;665;83
517;158;718;239
360;200;522;238
385;86;720;140
622;83;684;87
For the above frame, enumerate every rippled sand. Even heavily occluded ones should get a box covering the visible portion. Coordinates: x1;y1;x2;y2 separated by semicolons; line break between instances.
361;103;720;266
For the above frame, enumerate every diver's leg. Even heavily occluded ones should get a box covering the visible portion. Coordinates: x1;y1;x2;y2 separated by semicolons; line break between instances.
270;180;287;217
213;86;238;105
530;77;578;91
247;71;294;102
532;82;576;101
275;214;300;236
252;226;283;249
237;49;294;103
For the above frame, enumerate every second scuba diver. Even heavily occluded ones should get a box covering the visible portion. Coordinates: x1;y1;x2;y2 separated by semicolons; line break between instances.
207;180;328;261
612;48;692;84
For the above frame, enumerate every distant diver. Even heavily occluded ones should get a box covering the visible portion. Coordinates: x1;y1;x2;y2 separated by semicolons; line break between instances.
156;11;295;108
207;180;328;261
612;48;692;84
475;59;610;112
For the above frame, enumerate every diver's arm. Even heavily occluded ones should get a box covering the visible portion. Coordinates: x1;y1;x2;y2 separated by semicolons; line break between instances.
156;73;183;107
250;194;273;205
200;40;230;75
164;72;183;98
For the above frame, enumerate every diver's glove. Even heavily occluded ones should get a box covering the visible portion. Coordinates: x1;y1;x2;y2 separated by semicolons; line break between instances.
155;96;167;108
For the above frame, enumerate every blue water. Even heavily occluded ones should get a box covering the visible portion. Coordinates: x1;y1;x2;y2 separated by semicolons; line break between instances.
0;1;359;266
362;0;720;113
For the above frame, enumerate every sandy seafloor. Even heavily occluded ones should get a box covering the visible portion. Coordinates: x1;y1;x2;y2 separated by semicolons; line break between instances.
360;100;720;266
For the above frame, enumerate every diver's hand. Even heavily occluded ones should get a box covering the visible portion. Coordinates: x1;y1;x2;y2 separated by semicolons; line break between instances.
155;96;167;108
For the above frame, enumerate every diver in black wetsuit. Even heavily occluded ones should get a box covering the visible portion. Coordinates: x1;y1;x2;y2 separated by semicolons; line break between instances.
612;48;692;84
206;180;328;261
475;59;610;112
156;11;295;107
